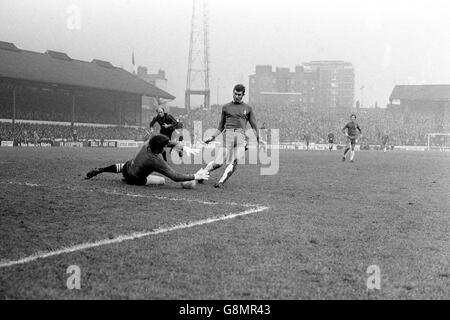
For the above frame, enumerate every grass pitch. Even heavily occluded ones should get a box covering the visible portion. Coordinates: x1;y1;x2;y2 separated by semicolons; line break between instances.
0;147;449;299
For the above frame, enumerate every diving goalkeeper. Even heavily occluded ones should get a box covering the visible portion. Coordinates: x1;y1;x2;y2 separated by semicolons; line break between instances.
85;134;209;185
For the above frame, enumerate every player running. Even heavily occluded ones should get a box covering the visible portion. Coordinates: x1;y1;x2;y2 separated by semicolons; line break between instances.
85;134;209;185
327;132;335;151
342;114;362;162
202;84;266;189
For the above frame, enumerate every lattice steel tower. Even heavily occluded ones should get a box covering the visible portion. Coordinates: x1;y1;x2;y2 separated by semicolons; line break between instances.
185;0;210;113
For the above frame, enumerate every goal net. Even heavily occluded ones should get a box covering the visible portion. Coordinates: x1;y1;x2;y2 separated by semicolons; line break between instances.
427;133;450;151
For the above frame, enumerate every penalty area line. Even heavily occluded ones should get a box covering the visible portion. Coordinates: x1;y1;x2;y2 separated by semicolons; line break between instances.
0;205;269;269
1;181;260;208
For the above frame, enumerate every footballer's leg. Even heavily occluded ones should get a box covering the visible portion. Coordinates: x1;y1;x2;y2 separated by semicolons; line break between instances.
204;160;222;173
343;140;350;161
201;148;224;184
349;140;356;162
213;131;234;188
215;158;237;188
160;132;173;162
215;146;237;188
200;160;222;185
86;163;124;179
203;161;222;173
202;139;225;179
215;132;244;188
204;148;224;172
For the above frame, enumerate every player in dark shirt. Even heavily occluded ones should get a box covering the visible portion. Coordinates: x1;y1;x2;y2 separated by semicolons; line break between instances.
342;114;362;162
85;135;209;185
327;133;335;151
150;107;181;161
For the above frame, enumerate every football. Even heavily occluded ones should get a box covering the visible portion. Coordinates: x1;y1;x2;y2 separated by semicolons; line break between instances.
181;180;197;189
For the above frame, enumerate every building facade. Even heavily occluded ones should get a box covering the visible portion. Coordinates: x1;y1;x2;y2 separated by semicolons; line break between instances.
137;66;170;124
249;61;354;109
137;66;168;90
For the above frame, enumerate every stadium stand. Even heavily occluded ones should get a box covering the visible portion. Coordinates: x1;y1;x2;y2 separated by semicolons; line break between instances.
183;104;448;146
1;102;447;146
0;41;176;142
0;122;148;143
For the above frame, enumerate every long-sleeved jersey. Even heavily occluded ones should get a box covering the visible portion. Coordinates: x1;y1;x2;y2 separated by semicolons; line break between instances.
150;113;178;137
123;139;194;185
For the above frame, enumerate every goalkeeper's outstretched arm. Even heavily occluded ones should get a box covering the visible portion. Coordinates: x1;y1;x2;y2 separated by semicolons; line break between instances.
153;161;208;182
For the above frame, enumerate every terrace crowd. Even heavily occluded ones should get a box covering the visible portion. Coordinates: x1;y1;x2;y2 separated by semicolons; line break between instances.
1;103;449;146
183;104;448;146
0;122;148;143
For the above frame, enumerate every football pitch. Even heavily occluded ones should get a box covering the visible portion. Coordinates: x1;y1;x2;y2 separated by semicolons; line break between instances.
0;147;449;299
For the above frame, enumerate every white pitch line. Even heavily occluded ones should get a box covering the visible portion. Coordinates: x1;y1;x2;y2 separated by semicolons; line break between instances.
1;181;260;207
0;205;269;269
0;180;269;269
103;190;258;207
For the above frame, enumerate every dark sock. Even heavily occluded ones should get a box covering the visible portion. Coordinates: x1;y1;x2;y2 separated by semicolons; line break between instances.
99;165;116;173
344;147;350;156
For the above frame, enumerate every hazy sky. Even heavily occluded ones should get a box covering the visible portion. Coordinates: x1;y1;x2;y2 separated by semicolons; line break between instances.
1;0;450;108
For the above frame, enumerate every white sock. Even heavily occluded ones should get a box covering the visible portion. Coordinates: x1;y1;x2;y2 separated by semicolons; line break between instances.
204;161;216;172
218;163;236;184
204;162;222;182
350;150;355;160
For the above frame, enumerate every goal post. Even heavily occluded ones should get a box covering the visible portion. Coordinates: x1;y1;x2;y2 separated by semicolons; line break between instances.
427;133;450;151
